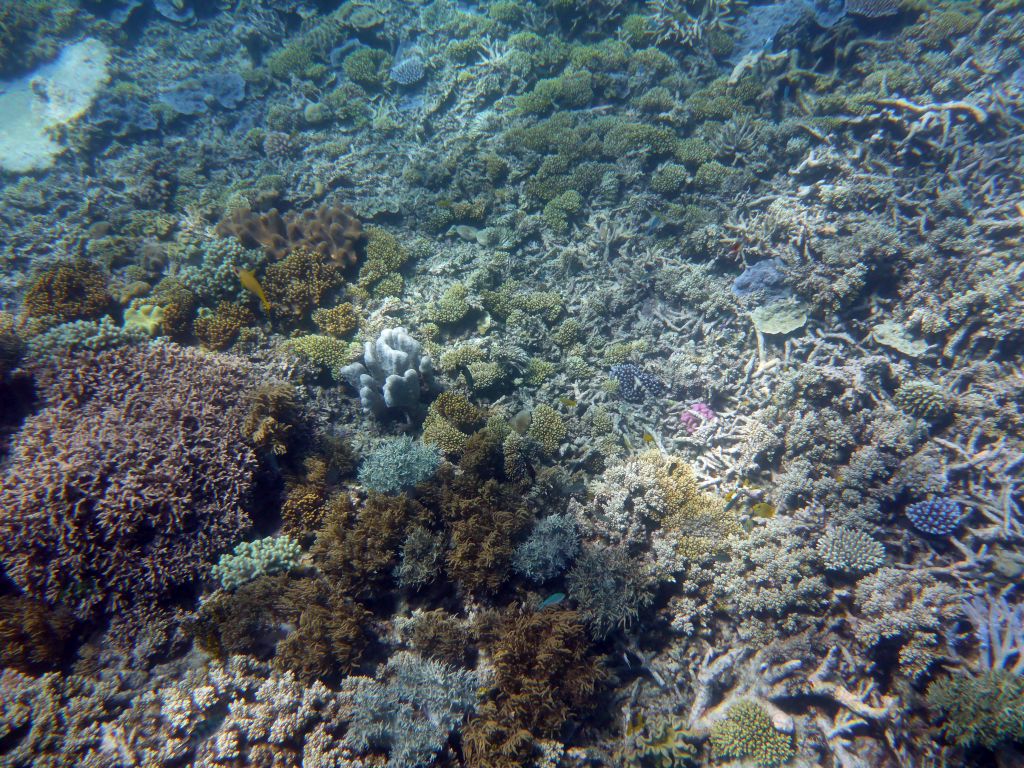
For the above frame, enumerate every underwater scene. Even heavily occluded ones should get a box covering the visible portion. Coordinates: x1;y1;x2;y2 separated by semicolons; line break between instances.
0;0;1022;766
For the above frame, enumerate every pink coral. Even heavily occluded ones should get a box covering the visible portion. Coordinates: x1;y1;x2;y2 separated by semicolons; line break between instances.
0;344;256;620
680;401;716;435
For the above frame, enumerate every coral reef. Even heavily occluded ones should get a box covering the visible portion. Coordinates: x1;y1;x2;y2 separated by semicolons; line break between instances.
338;326;437;421
358;435;442;495
0;344;256;621
215;205;363;268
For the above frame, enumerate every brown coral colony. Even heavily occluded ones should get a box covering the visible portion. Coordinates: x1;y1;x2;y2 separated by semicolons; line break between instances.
215;204;363;268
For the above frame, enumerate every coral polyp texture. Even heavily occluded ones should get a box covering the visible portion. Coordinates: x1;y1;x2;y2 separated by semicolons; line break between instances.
215;204;363;268
1;0;1023;765
0;344;256;620
905;498;963;536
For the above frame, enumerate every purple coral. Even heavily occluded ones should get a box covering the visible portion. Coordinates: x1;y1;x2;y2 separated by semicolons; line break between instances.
680;401;716;435
609;364;666;403
905;498;962;536
0;344;256;620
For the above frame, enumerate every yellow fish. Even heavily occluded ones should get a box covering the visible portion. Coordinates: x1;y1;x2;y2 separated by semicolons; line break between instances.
236;267;271;313
558;397;577;408
642;432;655;444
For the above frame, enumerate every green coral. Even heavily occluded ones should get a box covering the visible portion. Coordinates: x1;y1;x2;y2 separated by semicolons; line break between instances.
430;284;472;325
601;121;679;160
211;536;303;590
286;334;352;378
526;357;556;385
894;380;951;421
359;226;409;290
438;343;486;374
343;47;392;89
543;190;584;233
674;137;714;166
528;404;567;455
516;70;594;114
926;670;1024;749
620;14;654;46
651;163;689;196
267;43;317;80
709;701;794;767
467;360;504;391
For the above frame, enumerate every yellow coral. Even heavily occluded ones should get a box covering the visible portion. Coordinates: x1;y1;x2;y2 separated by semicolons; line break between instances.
637;451;740;558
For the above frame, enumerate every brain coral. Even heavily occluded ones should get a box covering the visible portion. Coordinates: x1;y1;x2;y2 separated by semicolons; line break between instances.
0;344;257;620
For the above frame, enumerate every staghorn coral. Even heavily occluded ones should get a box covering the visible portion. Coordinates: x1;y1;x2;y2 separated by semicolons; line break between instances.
215;204;362;268
853;567;959;678
0;343;256;622
21;260;112;323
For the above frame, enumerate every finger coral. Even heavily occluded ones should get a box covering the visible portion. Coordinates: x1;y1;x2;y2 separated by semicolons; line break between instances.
0;343;257;622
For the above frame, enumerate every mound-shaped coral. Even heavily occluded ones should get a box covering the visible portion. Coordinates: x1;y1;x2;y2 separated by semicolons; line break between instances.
0;344;257;621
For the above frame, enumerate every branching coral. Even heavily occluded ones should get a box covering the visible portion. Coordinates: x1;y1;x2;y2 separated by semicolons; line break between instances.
21;260;112;323
465;608;608;765
0;344;256;621
342;651;479;767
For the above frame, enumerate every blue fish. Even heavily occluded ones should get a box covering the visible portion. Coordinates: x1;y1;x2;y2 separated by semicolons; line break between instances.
539;592;566;609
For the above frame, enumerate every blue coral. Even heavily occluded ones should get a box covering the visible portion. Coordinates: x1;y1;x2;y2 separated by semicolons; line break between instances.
390;55;425;86
905;498;962;536
358;436;441;495
609;363;666;403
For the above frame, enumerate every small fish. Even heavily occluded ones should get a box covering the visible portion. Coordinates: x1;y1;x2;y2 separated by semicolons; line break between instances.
642;432;655;444
235;267;271;313
558;397;577;408
539;592;566;609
